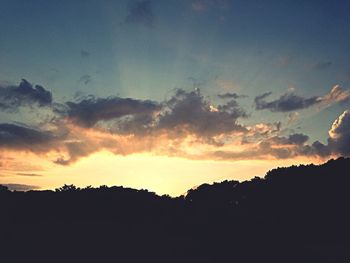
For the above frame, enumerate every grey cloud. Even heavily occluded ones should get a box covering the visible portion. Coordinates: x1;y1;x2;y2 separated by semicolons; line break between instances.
287;133;309;145
213;133;313;161
254;91;320;112
265;133;309;146
0;79;52;112
125;1;155;27
54;141;97;166
52;89;250;164
312;141;331;157
217;92;247;99
157;89;247;137
255;86;350;113
65;96;161;128
64;89;248;137
0;123;55;152
224;110;350;160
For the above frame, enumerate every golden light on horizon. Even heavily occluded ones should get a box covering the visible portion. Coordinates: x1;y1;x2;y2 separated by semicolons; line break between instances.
0;150;321;196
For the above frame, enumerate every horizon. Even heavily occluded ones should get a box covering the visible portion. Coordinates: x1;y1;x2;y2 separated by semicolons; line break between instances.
1;0;350;196
0;154;340;196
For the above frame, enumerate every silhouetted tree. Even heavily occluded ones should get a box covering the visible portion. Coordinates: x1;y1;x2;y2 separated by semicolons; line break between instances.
55;184;80;192
1;157;350;263
0;185;9;192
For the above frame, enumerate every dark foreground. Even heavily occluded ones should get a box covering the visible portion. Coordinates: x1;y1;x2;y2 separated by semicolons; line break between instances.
1;158;350;262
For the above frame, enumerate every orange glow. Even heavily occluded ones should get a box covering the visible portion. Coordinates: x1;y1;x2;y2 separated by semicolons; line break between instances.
0;150;322;196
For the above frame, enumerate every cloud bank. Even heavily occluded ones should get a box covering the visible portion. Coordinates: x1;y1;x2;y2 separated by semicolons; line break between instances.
1;79;349;166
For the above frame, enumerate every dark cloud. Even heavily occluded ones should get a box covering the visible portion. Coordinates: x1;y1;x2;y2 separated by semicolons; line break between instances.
125;1;155;27
311;141;331;157
217;92;247;99
312;61;332;70
54;141;97;166
0;183;40;191
0;123;55;152
0;79;52;112
265;133;309;146
287;133;309;145
63;89;247;138
157;89;247;137
255;86;350;112
65;96;161;128
254;91;320;112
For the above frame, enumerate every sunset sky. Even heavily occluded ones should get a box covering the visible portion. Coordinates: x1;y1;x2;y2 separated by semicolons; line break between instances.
1;0;350;195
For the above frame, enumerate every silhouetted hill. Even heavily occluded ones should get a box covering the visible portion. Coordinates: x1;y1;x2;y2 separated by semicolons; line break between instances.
1;158;350;262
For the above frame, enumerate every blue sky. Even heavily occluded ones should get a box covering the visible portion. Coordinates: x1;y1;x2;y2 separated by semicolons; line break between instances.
1;0;350;194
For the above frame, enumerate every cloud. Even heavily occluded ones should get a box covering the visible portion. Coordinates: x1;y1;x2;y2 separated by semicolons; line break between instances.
125;0;155;27
254;91;320;112
0;183;40;191
311;140;331;157
54;139;98;165
0;123;56;152
0;79;52;112
2;78;348;166
311;61;332;70
217;92;247;99
319;85;350;107
328;109;350;155
212;132;314;160
287;133;309;145
62;89;248;138
255;85;350;112
64;96;161;128
157;89;247;137
48;89;249;164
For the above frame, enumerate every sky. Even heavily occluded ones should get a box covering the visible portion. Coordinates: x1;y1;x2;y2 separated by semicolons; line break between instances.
1;0;350;195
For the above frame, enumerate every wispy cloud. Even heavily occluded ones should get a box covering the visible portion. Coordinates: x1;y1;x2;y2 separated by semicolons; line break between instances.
255;85;350;112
